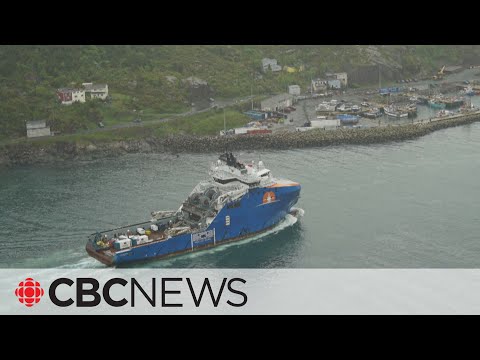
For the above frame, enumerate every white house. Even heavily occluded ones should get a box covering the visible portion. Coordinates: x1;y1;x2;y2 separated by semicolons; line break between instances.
326;72;348;87
26;120;51;138
327;79;341;89
335;72;348;87
311;79;328;92
288;85;301;96
57;88;86;105
262;58;282;72
83;83;109;100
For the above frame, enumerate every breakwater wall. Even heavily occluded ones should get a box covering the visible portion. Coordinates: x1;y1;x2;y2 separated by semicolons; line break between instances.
161;111;480;152
1;111;480;166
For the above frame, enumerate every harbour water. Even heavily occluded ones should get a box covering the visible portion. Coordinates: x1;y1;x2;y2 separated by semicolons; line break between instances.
1;122;480;268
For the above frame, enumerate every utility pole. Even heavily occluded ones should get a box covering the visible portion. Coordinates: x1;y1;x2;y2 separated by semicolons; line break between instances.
223;107;226;134
378;64;381;90
251;78;254;110
251;68;256;111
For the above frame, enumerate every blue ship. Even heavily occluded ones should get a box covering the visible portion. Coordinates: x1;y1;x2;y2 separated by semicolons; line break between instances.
86;153;301;266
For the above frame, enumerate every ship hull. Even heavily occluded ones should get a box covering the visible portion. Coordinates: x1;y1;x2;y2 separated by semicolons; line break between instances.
444;100;464;109
385;111;408;118
428;102;446;110
87;184;301;266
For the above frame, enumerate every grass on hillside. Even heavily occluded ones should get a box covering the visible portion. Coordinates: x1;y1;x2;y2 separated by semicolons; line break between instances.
98;92;190;127
1;108;251;147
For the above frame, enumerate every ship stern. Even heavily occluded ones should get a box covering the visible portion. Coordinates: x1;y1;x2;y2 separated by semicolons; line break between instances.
85;241;116;267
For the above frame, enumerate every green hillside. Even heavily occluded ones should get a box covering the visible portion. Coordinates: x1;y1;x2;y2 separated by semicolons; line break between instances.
1;45;479;140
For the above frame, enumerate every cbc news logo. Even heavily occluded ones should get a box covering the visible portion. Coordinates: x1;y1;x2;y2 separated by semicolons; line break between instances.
15;278;45;307
13;276;248;309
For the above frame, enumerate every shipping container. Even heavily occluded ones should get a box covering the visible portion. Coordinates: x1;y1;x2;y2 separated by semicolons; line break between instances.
136;227;146;235
132;235;151;246
114;238;132;250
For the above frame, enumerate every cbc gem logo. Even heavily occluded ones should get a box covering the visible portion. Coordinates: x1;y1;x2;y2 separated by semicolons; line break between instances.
15;278;45;307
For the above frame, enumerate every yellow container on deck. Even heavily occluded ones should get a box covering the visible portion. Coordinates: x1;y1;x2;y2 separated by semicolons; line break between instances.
145;230;151;235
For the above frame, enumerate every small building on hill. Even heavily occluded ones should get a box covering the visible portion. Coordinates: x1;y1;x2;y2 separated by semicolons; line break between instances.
57;88;86;105
262;58;282;72
326;72;348;88
288;85;301;96
83;83;109;100
26;120;51;138
312;79;328;92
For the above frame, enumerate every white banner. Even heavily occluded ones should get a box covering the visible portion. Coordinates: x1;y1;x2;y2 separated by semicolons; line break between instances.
2;269;480;314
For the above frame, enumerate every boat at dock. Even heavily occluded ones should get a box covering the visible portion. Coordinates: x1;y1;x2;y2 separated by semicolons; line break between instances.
428;98;446;109
363;107;383;118
443;97;465;109
337;103;352;112
384;105;408;118
461;86;476;96
406;104;417;117
315;101;337;113
86;152;302;266
416;96;429;105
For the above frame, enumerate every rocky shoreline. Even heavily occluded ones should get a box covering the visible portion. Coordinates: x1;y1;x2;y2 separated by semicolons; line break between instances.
1;112;480;167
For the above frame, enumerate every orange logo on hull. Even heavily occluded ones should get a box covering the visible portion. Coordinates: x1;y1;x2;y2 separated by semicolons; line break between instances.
262;191;276;204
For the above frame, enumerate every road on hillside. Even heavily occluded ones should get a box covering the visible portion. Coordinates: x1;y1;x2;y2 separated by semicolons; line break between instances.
75;95;256;136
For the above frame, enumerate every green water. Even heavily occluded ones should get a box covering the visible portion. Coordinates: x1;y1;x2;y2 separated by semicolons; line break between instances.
1;122;480;268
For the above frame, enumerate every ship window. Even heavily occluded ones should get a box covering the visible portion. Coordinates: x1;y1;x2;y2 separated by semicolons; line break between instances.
214;177;236;184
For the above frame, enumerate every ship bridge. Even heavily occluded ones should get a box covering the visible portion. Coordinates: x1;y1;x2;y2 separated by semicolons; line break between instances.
210;152;275;187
